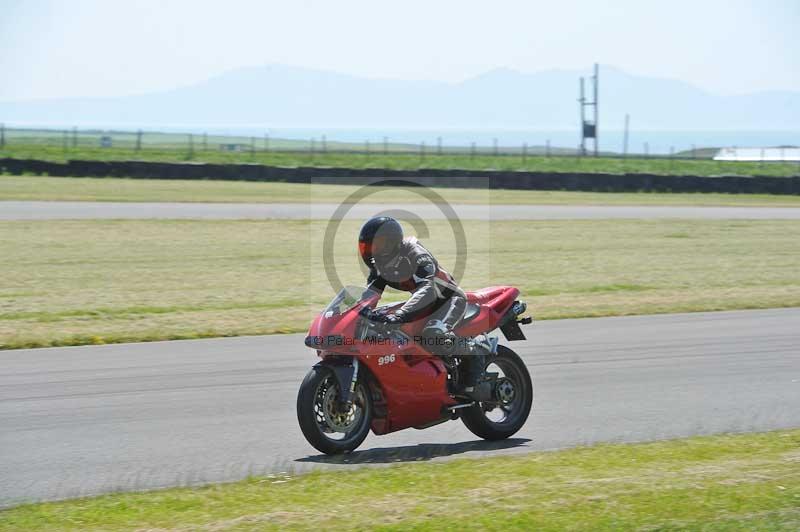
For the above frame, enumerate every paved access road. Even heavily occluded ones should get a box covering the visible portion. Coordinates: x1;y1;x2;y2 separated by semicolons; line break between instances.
1;308;798;507
2;201;800;220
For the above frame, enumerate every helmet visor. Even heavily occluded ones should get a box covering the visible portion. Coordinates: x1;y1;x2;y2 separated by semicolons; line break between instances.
371;235;394;257
358;234;395;261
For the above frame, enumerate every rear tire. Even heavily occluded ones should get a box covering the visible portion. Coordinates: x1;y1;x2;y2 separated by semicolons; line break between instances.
461;345;532;440
296;365;372;455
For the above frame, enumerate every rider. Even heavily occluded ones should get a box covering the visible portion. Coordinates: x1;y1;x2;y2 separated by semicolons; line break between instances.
358;216;487;397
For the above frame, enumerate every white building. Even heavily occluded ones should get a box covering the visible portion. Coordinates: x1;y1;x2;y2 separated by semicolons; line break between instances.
714;147;800;162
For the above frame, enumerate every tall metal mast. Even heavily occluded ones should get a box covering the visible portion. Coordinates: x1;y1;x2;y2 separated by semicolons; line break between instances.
579;77;586;155
592;63;599;156
579;63;599;156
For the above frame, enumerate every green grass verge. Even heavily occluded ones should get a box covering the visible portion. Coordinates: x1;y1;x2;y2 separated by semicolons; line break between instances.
2;176;800;206
1;219;799;349
3;143;800;177
2;429;798;530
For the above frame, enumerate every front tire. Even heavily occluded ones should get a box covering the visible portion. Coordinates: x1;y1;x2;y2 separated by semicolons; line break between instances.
296;365;372;454
461;345;532;440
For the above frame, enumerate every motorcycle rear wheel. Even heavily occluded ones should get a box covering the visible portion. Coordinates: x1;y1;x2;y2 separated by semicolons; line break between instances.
460;345;532;440
296;365;372;455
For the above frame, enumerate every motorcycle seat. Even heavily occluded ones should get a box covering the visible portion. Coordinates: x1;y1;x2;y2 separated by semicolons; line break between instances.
465;286;512;304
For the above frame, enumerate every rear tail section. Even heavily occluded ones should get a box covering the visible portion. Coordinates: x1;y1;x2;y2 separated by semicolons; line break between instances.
457;286;532;338
498;300;533;341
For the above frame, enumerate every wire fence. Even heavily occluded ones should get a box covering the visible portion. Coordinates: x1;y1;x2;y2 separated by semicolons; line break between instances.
0;125;736;162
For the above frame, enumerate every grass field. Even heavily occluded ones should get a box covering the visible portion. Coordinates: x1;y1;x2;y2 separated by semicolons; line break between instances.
2;429;798;530
3;175;800;206
3;143;800;177
2;218;799;350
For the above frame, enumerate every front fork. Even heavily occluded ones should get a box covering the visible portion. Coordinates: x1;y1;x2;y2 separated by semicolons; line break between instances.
317;357;359;404
347;358;360;404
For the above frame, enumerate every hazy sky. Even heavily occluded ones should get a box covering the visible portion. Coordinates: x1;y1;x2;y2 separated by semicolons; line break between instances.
1;0;798;102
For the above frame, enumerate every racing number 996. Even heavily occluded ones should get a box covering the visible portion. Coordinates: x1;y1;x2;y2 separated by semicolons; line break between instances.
378;354;396;366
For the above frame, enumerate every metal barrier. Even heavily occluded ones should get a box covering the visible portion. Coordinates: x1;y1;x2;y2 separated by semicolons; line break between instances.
2;158;798;195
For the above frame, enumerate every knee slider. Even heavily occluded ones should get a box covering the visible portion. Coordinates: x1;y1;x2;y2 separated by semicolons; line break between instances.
422;319;456;355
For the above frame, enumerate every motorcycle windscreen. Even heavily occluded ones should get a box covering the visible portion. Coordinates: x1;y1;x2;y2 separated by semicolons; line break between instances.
323;285;380;318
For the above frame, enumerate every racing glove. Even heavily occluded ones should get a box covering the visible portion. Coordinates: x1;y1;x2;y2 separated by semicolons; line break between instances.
360;308;403;324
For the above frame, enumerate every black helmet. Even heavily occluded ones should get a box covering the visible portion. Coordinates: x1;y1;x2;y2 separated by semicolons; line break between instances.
359;217;403;264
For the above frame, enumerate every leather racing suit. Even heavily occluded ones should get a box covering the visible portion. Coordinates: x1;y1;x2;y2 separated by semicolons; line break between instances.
364;237;485;388
365;237;466;329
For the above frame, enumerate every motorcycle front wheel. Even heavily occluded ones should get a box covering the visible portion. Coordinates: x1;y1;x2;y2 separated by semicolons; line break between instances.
460;345;532;440
296;365;372;454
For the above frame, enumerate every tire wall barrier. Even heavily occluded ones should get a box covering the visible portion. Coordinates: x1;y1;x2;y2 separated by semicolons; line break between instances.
2;158;799;195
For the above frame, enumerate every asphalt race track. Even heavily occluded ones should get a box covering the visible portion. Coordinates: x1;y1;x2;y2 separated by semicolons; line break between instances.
3;200;800;220
1;308;798;507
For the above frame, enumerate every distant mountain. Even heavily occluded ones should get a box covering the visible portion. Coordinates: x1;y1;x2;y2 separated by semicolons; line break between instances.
1;64;798;129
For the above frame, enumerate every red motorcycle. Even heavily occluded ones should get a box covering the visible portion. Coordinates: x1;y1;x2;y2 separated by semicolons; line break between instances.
297;285;533;454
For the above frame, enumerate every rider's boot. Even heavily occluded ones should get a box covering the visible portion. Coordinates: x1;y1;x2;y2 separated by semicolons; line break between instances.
460;335;496;401
422;318;496;401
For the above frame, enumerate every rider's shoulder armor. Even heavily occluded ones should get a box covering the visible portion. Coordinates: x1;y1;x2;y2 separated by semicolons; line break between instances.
374;237;460;296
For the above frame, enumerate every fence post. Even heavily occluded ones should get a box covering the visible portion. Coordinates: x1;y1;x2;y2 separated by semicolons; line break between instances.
0;123;5;148
135;129;142;152
622;113;630;159
202;133;208;151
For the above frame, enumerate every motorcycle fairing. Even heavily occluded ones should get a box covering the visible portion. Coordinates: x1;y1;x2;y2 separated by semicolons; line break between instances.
308;285;526;435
